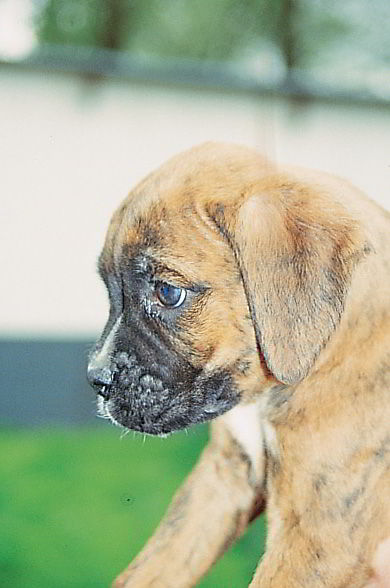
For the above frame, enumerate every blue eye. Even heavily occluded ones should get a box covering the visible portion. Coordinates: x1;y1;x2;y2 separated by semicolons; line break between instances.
155;282;186;308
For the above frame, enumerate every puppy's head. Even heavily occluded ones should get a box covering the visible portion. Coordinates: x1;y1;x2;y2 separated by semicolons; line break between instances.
88;142;366;435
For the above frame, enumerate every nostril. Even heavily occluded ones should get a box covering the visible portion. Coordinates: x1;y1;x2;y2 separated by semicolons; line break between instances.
87;366;113;398
97;385;111;400
88;366;113;386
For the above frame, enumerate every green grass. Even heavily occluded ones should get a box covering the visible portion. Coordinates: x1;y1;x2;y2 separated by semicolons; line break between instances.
0;425;266;587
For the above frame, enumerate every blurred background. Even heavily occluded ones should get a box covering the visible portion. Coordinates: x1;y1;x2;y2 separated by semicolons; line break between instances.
0;1;389;586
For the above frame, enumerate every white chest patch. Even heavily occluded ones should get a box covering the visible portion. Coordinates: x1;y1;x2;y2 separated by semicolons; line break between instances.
222;395;281;484
223;402;266;481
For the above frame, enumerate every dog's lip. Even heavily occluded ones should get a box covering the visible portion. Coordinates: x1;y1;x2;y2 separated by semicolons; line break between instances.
99;396;177;435
100;384;238;436
93;354;239;434
98;380;177;426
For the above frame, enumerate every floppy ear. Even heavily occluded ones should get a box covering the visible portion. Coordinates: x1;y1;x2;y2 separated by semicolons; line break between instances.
209;176;368;385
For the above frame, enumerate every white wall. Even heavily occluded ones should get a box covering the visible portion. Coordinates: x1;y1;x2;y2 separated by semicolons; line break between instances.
1;67;389;337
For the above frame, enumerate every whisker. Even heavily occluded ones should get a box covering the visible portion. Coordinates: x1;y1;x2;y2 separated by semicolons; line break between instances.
120;428;130;439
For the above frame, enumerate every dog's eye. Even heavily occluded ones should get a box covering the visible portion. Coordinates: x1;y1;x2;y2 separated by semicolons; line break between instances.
155;282;186;308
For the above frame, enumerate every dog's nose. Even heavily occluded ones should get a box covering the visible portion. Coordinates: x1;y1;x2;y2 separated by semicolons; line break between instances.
87;365;113;399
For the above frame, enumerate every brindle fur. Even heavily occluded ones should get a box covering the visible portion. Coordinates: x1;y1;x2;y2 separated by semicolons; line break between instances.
88;143;390;587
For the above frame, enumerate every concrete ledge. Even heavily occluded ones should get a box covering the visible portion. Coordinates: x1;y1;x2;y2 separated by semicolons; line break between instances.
1;44;389;107
0;339;98;426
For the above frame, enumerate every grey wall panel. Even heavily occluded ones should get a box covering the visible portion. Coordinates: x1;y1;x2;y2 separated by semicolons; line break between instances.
0;340;99;426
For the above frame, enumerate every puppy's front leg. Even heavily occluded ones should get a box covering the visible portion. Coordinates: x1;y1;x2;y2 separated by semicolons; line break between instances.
115;417;266;588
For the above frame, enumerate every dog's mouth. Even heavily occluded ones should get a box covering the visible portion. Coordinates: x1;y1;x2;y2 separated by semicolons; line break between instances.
98;383;182;436
96;380;237;436
97;394;175;436
90;353;182;435
89;351;240;435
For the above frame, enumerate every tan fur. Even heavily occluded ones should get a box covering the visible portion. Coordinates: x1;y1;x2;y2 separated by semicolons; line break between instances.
100;143;390;587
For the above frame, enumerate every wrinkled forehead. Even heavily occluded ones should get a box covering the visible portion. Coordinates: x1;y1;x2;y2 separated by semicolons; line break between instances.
101;194;226;286
99;142;267;277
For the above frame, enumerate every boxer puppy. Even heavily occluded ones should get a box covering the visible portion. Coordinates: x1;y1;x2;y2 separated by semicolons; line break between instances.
87;142;390;587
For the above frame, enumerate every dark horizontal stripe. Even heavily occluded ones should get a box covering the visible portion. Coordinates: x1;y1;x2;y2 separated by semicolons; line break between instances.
0;339;100;426
0;45;388;107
